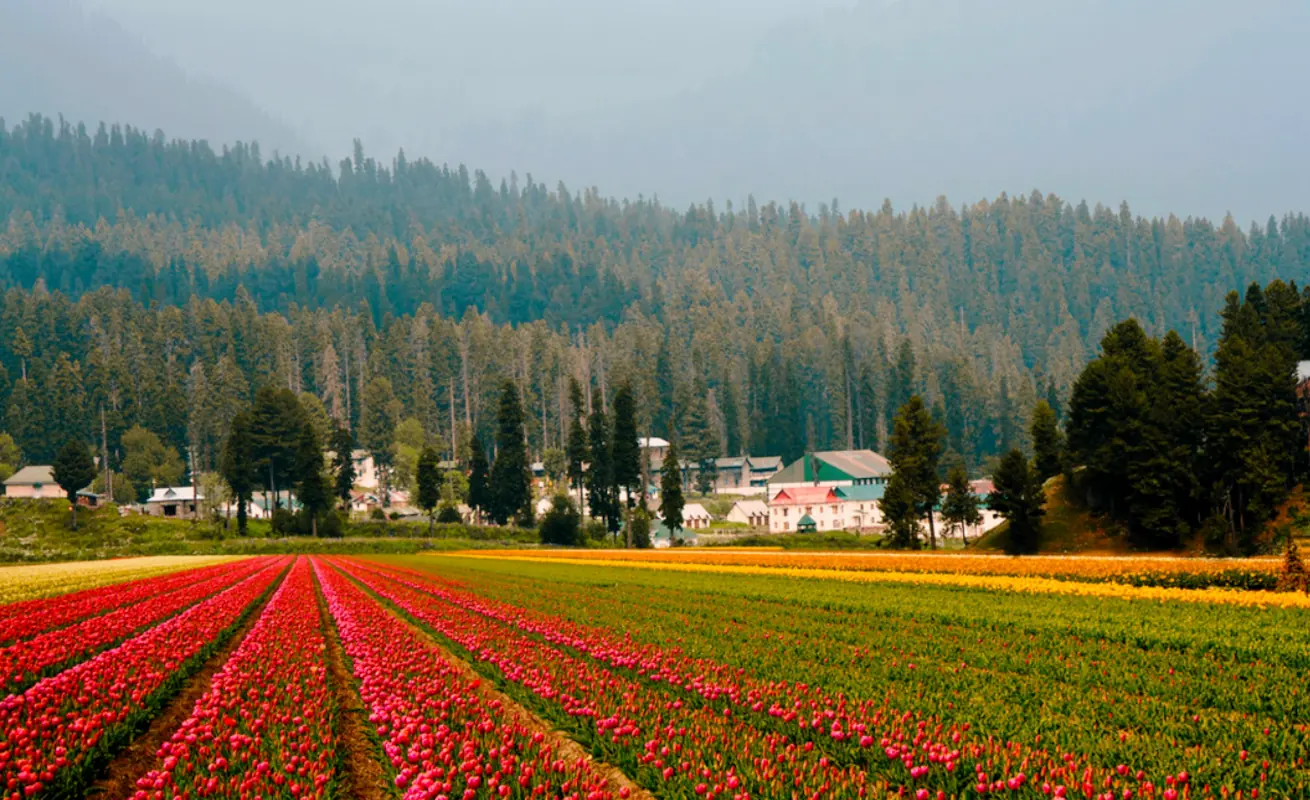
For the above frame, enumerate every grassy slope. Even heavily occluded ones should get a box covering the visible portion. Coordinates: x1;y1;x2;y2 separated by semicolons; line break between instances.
971;476;1135;554
0;499;533;562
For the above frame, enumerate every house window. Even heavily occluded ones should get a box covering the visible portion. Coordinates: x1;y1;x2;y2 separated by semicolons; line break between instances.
818;520;824;529
805;506;813;515
784;522;790;531
831;505;838;514
164;504;177;517
783;508;789;517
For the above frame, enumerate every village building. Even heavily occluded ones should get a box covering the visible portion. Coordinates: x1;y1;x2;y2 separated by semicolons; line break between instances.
768;485;845;532
726;499;769;528
145;486;201;519
837;484;885;530
2;466;64;500
681;502;713;530
767;450;892;490
639;437;671;466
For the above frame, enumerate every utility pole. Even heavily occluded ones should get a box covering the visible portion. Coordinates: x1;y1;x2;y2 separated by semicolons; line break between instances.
100;407;112;503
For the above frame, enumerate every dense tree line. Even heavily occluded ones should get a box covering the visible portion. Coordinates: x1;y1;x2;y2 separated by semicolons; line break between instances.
1066;280;1309;554
8;116;1310;473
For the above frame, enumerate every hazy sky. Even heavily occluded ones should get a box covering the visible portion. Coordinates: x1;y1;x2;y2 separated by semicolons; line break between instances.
37;0;1310;220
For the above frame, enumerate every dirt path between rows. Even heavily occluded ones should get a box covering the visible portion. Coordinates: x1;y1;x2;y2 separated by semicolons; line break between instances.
317;581;387;800
365;580;653;800
90;576;280;800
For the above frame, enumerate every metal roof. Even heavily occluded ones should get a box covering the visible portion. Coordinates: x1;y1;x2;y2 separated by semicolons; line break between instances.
2;465;54;486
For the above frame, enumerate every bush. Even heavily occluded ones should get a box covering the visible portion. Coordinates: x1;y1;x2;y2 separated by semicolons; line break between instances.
369;508;386;521
270;508;297;536
319;510;346;539
583;520;609;543
539;495;582;546
628;509;652;549
437;505;463;524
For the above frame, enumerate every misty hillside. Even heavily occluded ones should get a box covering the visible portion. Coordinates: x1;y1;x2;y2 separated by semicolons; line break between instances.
82;0;1310;220
0;0;310;158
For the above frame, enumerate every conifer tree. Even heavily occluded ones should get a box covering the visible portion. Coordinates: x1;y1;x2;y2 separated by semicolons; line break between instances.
295;422;329;536
586;387;619;535
416;445;442;534
611;381;641;509
888;395;947;548
880;470;922;549
940;464;983;547
659;440;685;543
489;380;532;526
53;440;96;530
220;410;258;535
990;449;1046;555
565;378;588;513
1030;400;1063;483
331;424;356;509
467;433;490;524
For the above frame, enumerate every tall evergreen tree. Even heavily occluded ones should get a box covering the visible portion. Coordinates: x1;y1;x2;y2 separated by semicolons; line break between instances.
467;433;491;524
330;423;356;509
681;378;720;494
990;449;1046;555
586;387;619;534
358;377;399;505
1030;400;1064;482
940;464;983;547
880;469;922;549
659;440;685;543
611;381;641;511
887;395;947;548
249;386;307;511
565;378;589;513
52;439;96;530
489;380;532;526
416;445;442;534
295;422;330;536
219;410;258;535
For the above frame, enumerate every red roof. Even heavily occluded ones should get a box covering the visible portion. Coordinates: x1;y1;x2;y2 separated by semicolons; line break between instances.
770;486;841;505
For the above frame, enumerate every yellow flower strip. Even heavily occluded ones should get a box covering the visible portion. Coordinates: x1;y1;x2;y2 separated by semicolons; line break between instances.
451;547;1280;582
0;555;250;606
447;552;1310;609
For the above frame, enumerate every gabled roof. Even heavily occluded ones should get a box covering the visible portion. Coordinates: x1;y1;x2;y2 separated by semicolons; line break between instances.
731;499;769;516
639;437;671;449
768;450;892;484
683;503;712;519
748;456;783;471
716;456;748;469
3;465;55;486
147;486;200;504
836;484;886;502
770;486;841;505
797;514;816;526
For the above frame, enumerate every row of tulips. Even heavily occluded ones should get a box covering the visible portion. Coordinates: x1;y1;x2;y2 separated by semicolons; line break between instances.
0;558;272;694
313;558;617;800
0;557;243;607
353;558;1298;800
0;556;288;799
464;551;1284;589
129;557;336;800
329;558;875;800
0;559;250;647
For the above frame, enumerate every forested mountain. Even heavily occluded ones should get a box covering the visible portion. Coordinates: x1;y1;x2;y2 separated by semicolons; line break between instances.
0;0;308;160
1;116;1308;477
83;0;1310;219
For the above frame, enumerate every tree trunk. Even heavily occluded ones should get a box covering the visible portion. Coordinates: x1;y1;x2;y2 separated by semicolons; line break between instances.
927;509;937;550
428;511;434;536
70;499;77;531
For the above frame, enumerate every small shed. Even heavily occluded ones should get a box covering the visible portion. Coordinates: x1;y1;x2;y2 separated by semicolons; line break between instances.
682;503;713;530
796;514;818;533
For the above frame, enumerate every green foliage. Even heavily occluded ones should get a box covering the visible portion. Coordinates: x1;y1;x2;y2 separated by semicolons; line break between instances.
489;381;532;526
330;424;356;506
565;378;588;502
467;434;490;521
539;494;582;546
120;425;185;503
940;464;982;546
294;422;330;536
219;410;259;535
0;433;22;482
416;446;442;530
659;441;685;535
887;395;946;547
628;507;653;549
52;439;96;529
541;447;567;486
437;505;464;524
248;386;307;497
585;388;618;534
990;449;1046;555
1030;400;1063;482
611;382;641;507
880;470;921;549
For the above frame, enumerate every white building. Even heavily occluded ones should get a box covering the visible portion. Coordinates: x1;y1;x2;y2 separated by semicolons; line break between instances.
682;502;713;530
145;486;201;519
726;499;769;528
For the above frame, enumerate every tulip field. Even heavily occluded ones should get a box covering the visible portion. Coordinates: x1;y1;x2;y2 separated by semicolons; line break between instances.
0;552;1302;799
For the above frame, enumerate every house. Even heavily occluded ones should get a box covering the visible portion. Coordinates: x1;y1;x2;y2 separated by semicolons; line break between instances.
768;486;845;532
639;437;671;467
747;456;783;488
836;484;885;531
682;502;713;530
652;517;699;548
3;466;64;499
768;450;892;490
726;499;769;528
76;490;101;508
145;487;201;519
